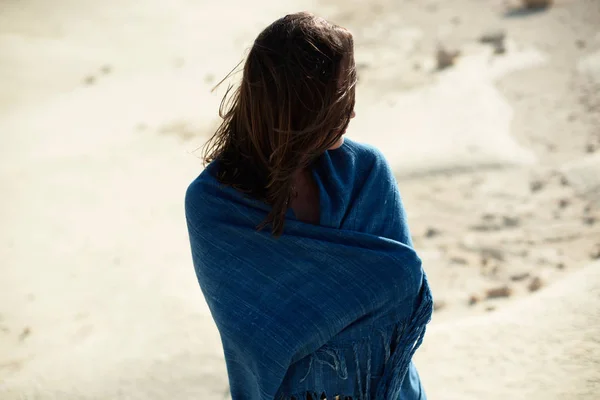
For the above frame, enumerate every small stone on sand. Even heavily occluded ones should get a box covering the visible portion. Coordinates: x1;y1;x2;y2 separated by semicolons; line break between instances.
530;180;544;192
480;30;506;44
528;276;543;292
485;285;512;299
433;300;447;312
482;213;495;221
591;244;600;260
479;30;506;54
436;44;460;70
510;272;530;281
83;75;96;85
468;295;480;306
425;227;441;238
558;198;570;208
481;247;505;262
583;216;596;225
18;327;31;341
522;0;553;9
502;215;520;227
450;256;468;265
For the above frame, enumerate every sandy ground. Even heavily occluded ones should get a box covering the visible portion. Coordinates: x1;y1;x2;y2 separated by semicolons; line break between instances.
1;0;599;398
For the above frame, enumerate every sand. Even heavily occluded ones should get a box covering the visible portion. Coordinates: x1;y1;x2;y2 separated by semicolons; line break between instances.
1;0;599;398
416;260;600;400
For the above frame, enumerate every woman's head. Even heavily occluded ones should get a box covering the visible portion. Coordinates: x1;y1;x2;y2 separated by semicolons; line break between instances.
203;12;356;236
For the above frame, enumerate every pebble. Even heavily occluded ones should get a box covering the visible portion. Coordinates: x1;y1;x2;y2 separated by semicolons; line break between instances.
482;213;495;221
480;30;506;44
450;257;468;265
528;276;543;292
468;295;480;306
83;75;96;85
436;44;460;70
530;180;544;192
522;0;553;9
433;300;447;312
583;216;596;225
558;198;570;208
481;247;505;262
425;227;441;238
510;272;530;281
18;327;31;341
470;223;499;232
479;29;506;54
502;215;520;227
100;65;112;74
591;244;600;260
450;256;468;265
485;285;512;299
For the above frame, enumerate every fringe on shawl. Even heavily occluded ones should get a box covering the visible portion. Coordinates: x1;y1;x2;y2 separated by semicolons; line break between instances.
375;284;433;400
277;288;432;400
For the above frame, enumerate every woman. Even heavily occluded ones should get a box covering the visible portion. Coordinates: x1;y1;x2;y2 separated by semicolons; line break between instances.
185;12;432;400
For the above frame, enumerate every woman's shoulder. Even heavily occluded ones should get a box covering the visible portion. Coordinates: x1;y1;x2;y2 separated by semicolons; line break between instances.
184;162;224;221
340;138;385;161
334;138;393;178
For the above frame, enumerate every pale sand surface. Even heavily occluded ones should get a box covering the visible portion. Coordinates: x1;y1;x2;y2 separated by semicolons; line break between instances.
1;0;600;398
415;260;600;400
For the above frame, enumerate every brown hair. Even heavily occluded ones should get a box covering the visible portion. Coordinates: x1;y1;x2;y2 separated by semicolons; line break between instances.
202;12;356;237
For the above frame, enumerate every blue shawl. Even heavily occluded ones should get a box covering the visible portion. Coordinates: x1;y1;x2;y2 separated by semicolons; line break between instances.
185;139;433;400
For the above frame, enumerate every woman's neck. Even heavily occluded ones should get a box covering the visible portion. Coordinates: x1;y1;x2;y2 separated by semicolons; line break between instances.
290;167;320;224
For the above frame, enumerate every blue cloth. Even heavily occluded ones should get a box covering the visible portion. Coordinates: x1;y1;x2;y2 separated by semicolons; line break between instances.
185;139;433;400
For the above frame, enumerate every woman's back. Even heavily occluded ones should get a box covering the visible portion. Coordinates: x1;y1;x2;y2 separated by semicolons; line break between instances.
186;139;432;399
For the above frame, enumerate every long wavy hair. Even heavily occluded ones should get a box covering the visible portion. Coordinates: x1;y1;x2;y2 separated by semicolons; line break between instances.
202;12;357;237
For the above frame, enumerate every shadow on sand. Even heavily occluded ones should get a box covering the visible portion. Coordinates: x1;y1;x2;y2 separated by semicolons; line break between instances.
503;6;550;19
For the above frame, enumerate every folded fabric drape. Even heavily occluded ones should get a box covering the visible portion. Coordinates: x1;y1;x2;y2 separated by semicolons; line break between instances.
185;139;433;400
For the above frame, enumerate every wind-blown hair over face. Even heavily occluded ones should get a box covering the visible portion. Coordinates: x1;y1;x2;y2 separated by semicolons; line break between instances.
202;12;357;237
